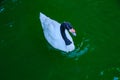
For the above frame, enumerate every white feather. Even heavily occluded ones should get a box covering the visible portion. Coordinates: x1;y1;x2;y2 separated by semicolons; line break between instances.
39;12;75;52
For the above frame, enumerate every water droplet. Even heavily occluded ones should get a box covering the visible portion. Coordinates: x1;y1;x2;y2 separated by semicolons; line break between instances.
116;68;120;72
113;77;119;80
0;7;5;13
9;24;13;28
100;71;104;76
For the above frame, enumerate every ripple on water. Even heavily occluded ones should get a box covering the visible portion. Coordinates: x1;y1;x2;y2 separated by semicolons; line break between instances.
113;77;119;80
0;7;5;13
66;43;90;59
99;67;120;80
61;36;93;60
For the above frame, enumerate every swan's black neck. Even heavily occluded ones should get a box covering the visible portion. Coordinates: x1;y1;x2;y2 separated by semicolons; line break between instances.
60;22;72;45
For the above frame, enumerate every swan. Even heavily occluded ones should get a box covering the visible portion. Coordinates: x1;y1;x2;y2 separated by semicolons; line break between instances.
39;12;76;52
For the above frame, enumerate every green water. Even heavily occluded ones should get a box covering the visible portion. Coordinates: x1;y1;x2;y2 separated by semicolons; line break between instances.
0;0;120;80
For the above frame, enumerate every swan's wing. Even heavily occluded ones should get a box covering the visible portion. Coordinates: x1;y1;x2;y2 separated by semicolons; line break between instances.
40;12;59;29
40;13;66;48
40;12;59;34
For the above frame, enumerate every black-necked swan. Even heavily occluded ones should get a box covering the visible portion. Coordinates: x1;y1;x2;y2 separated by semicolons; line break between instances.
39;12;76;52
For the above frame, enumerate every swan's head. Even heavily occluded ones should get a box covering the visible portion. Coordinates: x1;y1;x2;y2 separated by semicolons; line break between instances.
64;22;76;36
69;28;76;36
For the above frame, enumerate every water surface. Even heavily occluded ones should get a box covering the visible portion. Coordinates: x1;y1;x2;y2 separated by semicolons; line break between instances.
0;0;120;80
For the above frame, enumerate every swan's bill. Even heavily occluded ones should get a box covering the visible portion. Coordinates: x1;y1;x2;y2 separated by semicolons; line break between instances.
69;28;76;36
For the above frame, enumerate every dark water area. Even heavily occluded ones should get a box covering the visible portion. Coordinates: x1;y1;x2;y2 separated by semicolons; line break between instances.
0;0;120;80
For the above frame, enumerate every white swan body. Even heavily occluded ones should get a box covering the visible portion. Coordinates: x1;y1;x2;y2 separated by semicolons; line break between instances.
39;12;75;52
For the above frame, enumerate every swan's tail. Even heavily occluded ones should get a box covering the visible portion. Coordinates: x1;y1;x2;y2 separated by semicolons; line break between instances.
40;12;53;29
40;12;47;28
39;12;60;29
40;12;47;21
